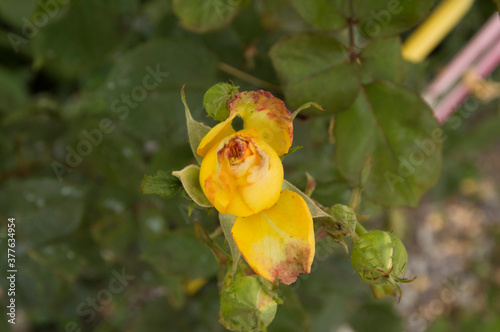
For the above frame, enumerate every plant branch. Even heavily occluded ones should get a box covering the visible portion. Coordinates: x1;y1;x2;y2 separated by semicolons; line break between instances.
217;62;282;93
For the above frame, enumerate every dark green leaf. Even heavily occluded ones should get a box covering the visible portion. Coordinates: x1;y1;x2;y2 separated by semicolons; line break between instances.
354;0;434;37
335;81;442;206
141;170;182;199
290;0;347;30
91;38;217;141
0;66;29;113
32;0;138;79
360;37;407;84
141;228;219;279
0;178;84;247
0;0;36;27
270;33;361;115
173;0;244;33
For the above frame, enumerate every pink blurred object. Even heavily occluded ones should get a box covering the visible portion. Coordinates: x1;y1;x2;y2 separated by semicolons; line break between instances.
423;14;500;124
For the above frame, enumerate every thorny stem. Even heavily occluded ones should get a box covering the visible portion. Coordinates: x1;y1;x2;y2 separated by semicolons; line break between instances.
217;62;282;93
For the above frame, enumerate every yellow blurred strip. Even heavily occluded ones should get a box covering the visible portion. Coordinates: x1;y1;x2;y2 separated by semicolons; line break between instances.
185;277;208;296
402;0;474;63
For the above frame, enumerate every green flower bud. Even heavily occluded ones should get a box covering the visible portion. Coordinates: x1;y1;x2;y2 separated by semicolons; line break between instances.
324;204;356;238
351;230;414;301
220;275;279;332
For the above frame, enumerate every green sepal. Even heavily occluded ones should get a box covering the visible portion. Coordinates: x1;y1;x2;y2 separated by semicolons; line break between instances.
291;101;325;120
351;230;415;302
219;213;241;277
172;165;212;208
304;172;316;197
181;86;211;164
324;204;357;239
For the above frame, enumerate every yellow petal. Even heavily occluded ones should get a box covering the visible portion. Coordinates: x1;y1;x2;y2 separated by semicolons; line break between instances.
231;190;315;284
196;116;236;158
199;129;283;217
229;91;293;156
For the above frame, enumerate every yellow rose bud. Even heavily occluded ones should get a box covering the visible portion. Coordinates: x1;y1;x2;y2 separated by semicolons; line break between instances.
199;128;284;217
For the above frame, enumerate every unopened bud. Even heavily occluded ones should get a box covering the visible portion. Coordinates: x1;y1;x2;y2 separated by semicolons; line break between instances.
220;275;280;331
351;230;414;301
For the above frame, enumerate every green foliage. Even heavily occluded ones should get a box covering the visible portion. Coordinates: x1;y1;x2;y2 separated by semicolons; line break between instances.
270;33;361;114
335;81;442;206
1;0;498;331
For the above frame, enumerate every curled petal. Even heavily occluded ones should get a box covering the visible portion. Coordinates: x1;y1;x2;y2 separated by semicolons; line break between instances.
196;116;236;158
199;129;283;217
229;90;293;156
231;190;315;284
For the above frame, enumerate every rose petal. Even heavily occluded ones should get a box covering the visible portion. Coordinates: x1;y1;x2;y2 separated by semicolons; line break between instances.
231;190;315;284
200;129;283;217
196;116;236;158
229;91;293;156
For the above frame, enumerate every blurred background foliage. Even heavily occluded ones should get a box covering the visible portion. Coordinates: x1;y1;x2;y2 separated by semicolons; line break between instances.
0;0;499;331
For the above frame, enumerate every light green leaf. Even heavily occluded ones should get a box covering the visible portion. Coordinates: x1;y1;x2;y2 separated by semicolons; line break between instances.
182;87;212;164
290;0;347;30
282;180;334;224
270;33;361;115
203;82;239;121
172;0;244;33
335;81;442;207
172;165;212;207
